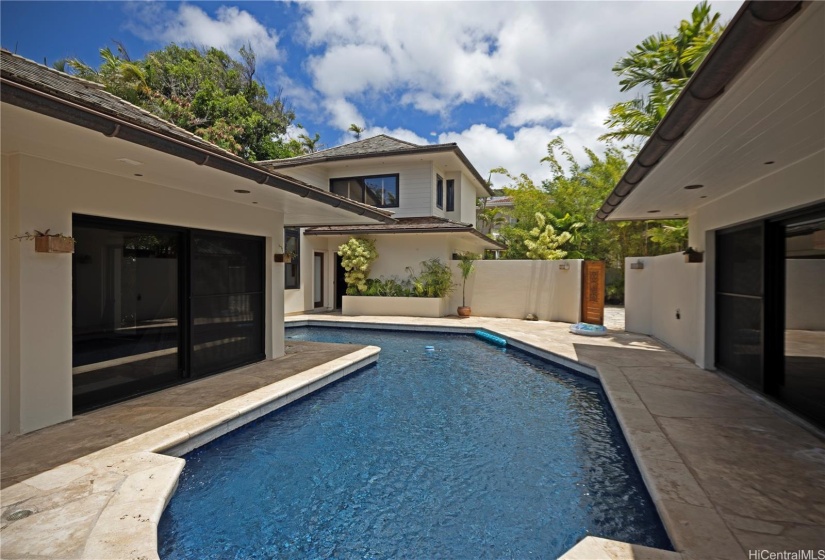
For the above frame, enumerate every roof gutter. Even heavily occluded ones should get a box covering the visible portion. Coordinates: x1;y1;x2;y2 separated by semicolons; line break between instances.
305;226;507;249
0;79;396;225
596;0;803;222
267;145;496;197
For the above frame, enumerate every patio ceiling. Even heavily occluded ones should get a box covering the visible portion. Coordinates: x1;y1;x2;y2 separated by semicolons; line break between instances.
602;1;824;221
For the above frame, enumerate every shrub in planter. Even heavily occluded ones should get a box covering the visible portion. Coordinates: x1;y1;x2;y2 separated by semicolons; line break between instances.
337;238;378;294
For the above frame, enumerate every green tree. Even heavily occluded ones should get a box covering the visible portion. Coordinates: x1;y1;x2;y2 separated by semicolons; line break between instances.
65;43;304;161
298;132;322;154
348;124;365;140
601;1;725;142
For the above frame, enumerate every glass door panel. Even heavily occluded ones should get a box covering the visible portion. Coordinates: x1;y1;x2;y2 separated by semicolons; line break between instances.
780;215;825;425
72;221;182;411
191;232;264;377
715;225;764;389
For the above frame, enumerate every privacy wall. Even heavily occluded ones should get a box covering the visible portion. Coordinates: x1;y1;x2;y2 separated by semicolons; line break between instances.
449;260;582;323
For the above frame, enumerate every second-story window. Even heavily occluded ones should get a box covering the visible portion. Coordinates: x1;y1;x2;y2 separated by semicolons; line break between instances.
446;179;455;212
330;174;399;208
436;175;444;209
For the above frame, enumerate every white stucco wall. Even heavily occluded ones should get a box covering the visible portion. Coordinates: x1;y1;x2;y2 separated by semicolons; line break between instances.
448;260;582;323
1;154;286;435
624;253;701;361
460;172;478;228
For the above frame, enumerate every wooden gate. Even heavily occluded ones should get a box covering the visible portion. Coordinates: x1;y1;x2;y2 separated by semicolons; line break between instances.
580;261;605;325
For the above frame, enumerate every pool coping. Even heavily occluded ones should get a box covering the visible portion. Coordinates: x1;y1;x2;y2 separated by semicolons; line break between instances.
0;346;380;560
8;314;809;559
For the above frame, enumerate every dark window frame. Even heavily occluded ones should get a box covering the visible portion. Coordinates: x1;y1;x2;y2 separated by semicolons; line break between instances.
284;227;301;290
446;179;455;212
329;173;400;209
436;175;444;210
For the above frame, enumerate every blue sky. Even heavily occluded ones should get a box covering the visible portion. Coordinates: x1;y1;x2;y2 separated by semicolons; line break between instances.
1;1;740;186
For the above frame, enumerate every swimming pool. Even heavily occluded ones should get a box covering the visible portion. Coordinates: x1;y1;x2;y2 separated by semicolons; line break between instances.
158;327;671;559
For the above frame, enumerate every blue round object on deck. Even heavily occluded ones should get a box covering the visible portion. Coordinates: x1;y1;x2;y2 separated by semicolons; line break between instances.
569;323;608;336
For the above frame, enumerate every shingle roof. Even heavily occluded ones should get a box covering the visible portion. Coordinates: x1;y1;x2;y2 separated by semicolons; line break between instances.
260;134;496;197
304;216;507;249
0;49;396;224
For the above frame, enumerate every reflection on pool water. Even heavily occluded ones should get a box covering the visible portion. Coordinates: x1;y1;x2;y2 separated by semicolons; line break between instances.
159;327;671;559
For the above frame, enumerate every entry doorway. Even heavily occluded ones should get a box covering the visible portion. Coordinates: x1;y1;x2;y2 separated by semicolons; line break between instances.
313;252;325;308
335;254;347;310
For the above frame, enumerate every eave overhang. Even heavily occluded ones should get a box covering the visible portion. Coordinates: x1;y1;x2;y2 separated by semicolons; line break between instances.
0;71;396;225
597;0;805;222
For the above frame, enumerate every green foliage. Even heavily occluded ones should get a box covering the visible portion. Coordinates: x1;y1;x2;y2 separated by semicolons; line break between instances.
524;213;576;260
646;221;688;252
348;124;365;140
337;238;378;295
64;43;305;161
601;1;725;142
407;259;455;298
456;252;479;307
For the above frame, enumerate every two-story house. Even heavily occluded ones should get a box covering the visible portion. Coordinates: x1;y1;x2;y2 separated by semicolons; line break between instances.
260;135;505;313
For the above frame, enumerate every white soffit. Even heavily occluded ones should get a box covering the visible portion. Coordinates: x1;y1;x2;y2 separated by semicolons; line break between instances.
609;2;825;221
0;104;387;227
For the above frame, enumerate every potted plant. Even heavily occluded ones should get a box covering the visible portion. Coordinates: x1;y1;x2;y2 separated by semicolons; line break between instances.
12;229;76;254
456;252;479;317
274;244;296;264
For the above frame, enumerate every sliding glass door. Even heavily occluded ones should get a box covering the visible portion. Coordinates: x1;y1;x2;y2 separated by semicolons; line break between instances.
72;219;183;411
778;212;825;426
72;215;264;413
715;206;825;427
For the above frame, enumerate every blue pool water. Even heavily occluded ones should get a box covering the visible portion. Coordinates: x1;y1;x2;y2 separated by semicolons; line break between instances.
158;327;671;559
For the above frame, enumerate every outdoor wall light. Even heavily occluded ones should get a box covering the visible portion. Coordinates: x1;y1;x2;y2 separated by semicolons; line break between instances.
683;247;704;263
630;260;644;270
558;262;570;270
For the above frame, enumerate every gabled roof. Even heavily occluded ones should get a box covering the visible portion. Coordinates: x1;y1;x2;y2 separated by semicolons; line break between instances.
260;134;496;197
304;216;507;249
0;49;395;224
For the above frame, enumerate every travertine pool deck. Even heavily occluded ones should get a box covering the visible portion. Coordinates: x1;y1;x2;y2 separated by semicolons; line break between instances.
1;314;823;559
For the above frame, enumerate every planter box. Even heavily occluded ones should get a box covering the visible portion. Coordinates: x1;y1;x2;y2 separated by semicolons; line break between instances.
34;236;74;254
273;254;293;264
343;296;449;318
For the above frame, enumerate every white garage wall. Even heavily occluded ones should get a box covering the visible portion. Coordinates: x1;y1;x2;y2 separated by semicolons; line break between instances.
2;153;286;434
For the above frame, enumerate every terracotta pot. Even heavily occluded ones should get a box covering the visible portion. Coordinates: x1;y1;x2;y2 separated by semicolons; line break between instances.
457;306;471;317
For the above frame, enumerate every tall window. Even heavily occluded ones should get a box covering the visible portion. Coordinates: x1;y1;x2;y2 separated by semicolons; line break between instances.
330;174;399;208
284;228;300;289
436;175;444;209
446;179;455;212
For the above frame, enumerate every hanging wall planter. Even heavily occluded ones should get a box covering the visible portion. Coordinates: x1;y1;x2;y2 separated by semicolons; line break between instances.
12;230;75;254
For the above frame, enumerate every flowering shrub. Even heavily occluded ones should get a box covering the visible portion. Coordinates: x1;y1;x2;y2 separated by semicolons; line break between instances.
524;213;574;260
337;238;378;294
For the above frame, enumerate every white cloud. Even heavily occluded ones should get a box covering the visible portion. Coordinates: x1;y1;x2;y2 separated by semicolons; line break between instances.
126;3;281;61
300;1;741;150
